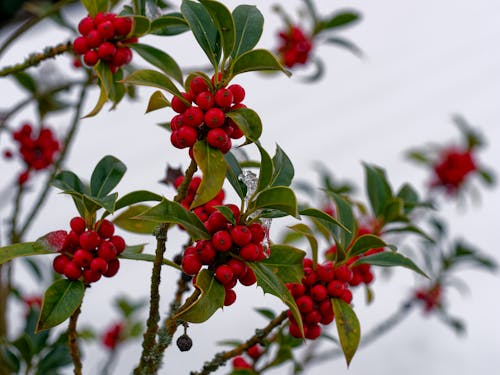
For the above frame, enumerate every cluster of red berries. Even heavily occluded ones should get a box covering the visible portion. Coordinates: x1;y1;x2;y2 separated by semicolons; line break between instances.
169;74;246;154
231;345;263;371
52;217;126;284
102;322;123;350
176;176;268;306
73;12;135;72
415;284;442;313
277;26;313;68
3;123;60;185
431;147;477;193
286;258;355;339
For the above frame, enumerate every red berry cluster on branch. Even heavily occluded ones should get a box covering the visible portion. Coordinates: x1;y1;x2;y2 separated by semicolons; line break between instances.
277;26;313;68
431;147;477;193
102;322;124;350
286;258;354;339
73;12;135;72
176;176;268;306
52;217;126;284
4;123;60;185
415;284;442;313
170;74;246;154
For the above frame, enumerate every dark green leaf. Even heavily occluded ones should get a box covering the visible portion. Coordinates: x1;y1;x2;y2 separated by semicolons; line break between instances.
192;140;227;208
318;11;360;32
52;171;87;194
181;0;220;68
331;298;360;366
383;225;434;243
287;224;318;266
406;150;432;165
13;71;37;93
199;0;235;59
252;186;298;218
271;145;294;187
232;5;264;58
324;192;356;250
151;13;189;36
261;244;305;283
232;49;290;77
84;193;118;213
136;199;210;240
81;0;108;16
36;342;72;373
299;207;349;233
90;155;127;198
130;44;183;83
113;205;157;234
363;163;392;218
112;190;163;213
116;297;146;318
175;269;225;323
381;197;406;224
122;69;185;101
254;307;276;320
146;90;171;113
226;108;262;143
349;234;391;257
0;347;20;373
256;143;273;193
353;251;428;278
119;251;180;270
478;168;495;186
36;280;84;332
13;334;34;363
131;15;151;36
224;151;247;199
0;242;49;265
214;205;236;224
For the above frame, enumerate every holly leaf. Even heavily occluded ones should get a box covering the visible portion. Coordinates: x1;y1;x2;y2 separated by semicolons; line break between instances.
363;163;392;218
256;143;274;193
151;13;189;36
224;151;247;199
348;234;393;257
252;186;298;218
199;0;235;59
122;69;185;103
261;244;305;284
113;205;157;234
271;145;294;187
287;224;318;266
353;251;428;278
90;155;127;198
232;49;291;77
146;90;171;113
331;298;360;366
129;44;183;84
232;5;264;58
226;108;262;143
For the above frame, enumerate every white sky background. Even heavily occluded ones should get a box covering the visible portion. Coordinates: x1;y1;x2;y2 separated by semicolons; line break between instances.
1;0;499;374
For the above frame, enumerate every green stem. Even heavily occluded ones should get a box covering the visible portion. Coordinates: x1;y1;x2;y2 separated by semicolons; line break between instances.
68;304;83;375
191;311;288;375
0;41;73;77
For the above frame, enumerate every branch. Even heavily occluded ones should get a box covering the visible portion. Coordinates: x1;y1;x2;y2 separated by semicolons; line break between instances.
68;304;83;375
0;41;73;77
191;311;289;375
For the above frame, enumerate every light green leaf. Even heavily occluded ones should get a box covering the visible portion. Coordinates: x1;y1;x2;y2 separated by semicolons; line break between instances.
252;186;298;218
146;90;171;113
131;15;151;36
261;244;305;283
113;205;157;234
287;224;318;266
331;298;360;366
129;44;183;84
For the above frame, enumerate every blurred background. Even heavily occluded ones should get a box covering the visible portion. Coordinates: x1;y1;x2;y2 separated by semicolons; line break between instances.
1;0;499;374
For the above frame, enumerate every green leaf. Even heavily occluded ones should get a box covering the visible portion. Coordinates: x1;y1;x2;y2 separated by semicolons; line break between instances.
146;90;171;113
131;15;151;36
383;225;434;243
129;44;183;84
36;342;72;373
13;71;37;93
478;168;496;186
349;234;392;257
81;0;108;16
84;193;118;213
83;83;108;118
324;37;364;58
226;108;262;143
232;49;290;77
252;186;298;218
90;155;127;198
95;61;122;103
136;199;210;240
331;298;360;366
113;205;157;234
318;11;360;33
299;207;349;234
381;197;406;223
0;346;20;373
261;244;305;283
353;251;428;278
363;163;393;218
122;69;184;101
256;143;273;193
111;190;163;213
13;334;34;363
192;140;227;208
36;280;84;332
0;243;49;265
214;205;236;224
254;307;276;320
181;0;220;68
287;224;318;266
119;251;180;270
175;269;225;323
199;0;235;59
52;171;87;194
271;145;294;187
232;5;264;58
224;151;247;199
325;192;356;251
151;13;189;36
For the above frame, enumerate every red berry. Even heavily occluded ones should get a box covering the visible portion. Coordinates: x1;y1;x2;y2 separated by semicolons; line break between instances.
224;288;237;306
176;126;198;148
205;211;228;233
78;16;95;35
112;47;132;67
103;259;120;277
305;310;322;325
195;91;215;110
197;241;216;264
225;204;240;221
53;254;70;274
317;262;335;283
70;217;86;234
182;254;202;275
215;265;234;285
97;241;117;261
335;265;353;283
113;17;133;36
97;20;115;40
232;356;251;369
362;271;374;284
249;223;266;244
303;258;313;268
170;115;185;131
228;84;245;104
79;231;100;250
110;235;126;254
218;138;232;154
212;230;232;252
86;30;102;48
98;42;117;61
90;257;108;274
207;128;229;150
73;249;94;268
287;283;306;298
310;284;328;301
190;76;210;96
96;219;114;239
83;50;99;66
227;258;247;277
83;269;101;284
320;311;334;325
305;324;321;340
204;108;225;128
239;268;256;286
73;36;89;54
302;267;317;286
340;289;353;304
289;322;305;338
327;280;345;297
230;225;252;246
228;123;244;139
215;88;233;108
171;94;191;113
319;299;333;317
211;72;223;87
239;243;260;261
64;261;83;280
296;295;314;313
247;344;262;359
183;106;204;127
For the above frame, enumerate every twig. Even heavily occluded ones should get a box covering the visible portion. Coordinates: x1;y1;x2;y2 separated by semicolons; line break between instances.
68;304;83;375
0;41;73;77
191;311;289;375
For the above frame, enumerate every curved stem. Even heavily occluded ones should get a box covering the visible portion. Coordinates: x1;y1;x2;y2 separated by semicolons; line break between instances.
68;304;83;375
191;311;289;375
0;41;73;77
